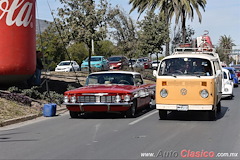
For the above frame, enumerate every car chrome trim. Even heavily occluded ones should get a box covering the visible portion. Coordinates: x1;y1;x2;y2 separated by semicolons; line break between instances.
64;102;133;106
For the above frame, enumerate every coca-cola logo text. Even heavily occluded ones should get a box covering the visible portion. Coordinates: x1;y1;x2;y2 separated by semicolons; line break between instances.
0;0;34;27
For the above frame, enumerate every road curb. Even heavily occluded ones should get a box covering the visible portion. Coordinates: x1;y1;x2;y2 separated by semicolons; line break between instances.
0;113;42;127
0;107;67;127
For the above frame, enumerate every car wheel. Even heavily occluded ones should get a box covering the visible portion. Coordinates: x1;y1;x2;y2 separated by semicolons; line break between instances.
208;109;217;121
126;100;137;118
69;111;80;118
159;110;167;120
217;101;221;113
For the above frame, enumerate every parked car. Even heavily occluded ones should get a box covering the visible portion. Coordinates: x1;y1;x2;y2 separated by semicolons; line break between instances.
55;60;80;72
152;60;160;70
223;67;238;87
231;64;240;82
129;59;144;69
137;57;152;69
222;68;234;99
81;56;109;71
108;56;129;70
63;71;155;118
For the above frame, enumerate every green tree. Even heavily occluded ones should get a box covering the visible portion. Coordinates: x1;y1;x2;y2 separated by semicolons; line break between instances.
171;0;206;43
108;7;139;59
129;0;206;52
57;0;109;73
217;35;236;65
172;25;195;50
67;42;89;64
138;10;169;60
94;40;116;57
36;23;66;71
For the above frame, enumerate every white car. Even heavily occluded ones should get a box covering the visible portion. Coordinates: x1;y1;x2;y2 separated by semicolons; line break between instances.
152;60;160;70
129;59;144;69
222;68;234;99
55;61;80;72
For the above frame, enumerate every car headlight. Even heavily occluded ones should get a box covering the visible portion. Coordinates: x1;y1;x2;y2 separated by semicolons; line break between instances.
200;89;209;98
224;88;229;92
70;96;77;103
124;95;130;102
117;63;122;66
160;89;168;98
226;81;231;85
115;95;121;103
63;96;69;103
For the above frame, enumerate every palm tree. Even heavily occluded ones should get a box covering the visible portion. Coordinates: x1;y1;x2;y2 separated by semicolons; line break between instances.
129;0;206;51
219;35;235;50
130;0;172;56
171;0;206;43
218;35;235;65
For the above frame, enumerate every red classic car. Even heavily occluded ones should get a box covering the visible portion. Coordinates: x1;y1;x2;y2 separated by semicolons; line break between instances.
63;71;155;118
108;56;129;70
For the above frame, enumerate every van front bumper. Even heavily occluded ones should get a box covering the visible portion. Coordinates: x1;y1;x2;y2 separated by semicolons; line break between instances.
156;104;213;111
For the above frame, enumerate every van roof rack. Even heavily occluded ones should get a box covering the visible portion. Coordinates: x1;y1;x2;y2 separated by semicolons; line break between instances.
173;47;219;57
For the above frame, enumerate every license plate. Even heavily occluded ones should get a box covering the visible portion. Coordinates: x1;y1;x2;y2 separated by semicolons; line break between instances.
177;105;188;111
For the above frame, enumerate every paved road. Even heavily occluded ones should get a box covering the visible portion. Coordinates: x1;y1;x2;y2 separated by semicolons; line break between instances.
1;88;240;160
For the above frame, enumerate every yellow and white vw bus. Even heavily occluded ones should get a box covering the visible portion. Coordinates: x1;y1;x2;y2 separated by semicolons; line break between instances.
153;48;222;120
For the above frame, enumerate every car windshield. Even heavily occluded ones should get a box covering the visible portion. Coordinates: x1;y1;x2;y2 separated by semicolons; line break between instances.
138;59;147;62
227;69;235;74
108;57;121;61
158;58;213;76
86;73;134;85
85;57;102;62
59;62;71;66
129;60;136;63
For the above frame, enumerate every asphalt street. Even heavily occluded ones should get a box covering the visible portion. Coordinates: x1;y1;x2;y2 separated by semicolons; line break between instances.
0;87;240;160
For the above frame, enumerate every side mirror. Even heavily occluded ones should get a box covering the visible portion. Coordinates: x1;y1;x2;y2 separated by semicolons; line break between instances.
153;70;157;77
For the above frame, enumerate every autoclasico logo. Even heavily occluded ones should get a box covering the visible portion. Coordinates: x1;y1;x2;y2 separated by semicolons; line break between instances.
181;149;215;158
140;149;238;159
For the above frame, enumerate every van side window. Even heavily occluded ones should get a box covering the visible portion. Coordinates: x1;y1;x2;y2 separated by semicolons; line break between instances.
213;61;221;74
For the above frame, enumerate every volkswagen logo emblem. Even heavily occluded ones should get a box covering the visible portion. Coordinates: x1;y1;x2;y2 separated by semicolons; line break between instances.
180;88;187;95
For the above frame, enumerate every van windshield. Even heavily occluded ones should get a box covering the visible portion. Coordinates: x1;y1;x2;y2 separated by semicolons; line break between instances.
158;58;213;76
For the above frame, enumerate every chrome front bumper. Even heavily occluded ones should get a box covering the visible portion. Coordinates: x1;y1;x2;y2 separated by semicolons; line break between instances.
64;102;133;112
156;104;213;110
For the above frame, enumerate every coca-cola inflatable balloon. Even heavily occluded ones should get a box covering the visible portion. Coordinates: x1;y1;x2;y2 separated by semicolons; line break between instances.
0;0;36;83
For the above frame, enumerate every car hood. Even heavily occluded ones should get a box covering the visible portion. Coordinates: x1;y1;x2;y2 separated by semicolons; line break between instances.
109;61;121;64
65;85;138;94
56;65;71;69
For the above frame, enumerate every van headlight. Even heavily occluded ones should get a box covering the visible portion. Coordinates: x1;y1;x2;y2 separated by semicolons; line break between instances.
200;89;209;98
70;96;77;103
124;95;130;102
160;89;168;98
64;96;69;103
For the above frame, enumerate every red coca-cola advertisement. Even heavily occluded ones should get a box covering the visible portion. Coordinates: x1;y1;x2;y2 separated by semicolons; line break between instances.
0;0;36;83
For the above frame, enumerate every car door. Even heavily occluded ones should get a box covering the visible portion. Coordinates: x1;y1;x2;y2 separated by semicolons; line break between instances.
134;75;150;108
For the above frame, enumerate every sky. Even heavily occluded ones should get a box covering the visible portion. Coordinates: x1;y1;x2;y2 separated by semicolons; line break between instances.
36;0;240;47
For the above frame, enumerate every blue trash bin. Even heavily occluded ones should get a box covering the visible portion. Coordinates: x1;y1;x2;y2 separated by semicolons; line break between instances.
43;103;57;117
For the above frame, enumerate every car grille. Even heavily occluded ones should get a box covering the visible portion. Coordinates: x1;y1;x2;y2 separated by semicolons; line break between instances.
78;96;116;103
